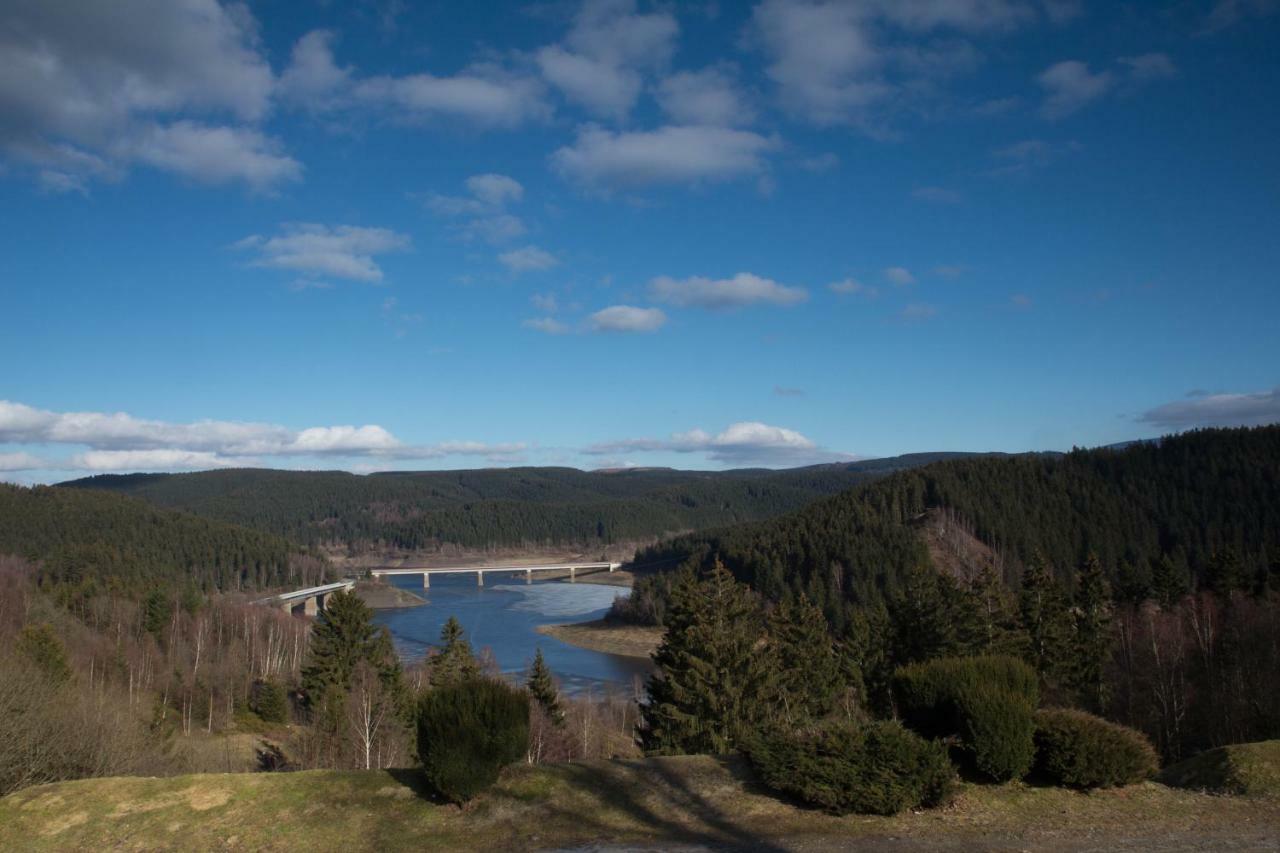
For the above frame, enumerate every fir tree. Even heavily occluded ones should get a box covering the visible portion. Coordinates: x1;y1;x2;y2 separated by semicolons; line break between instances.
526;648;563;725
141;589;169;640
768;595;842;723
430;616;481;688
1019;554;1070;685
1069;554;1112;713
640;561;778;755
890;565;978;664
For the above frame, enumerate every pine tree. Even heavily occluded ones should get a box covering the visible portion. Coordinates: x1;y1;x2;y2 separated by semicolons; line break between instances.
768;595;841;723
640;561;777;755
1069;554;1112;713
430;616;481;688
1019;554;1070;685
526;648;563;725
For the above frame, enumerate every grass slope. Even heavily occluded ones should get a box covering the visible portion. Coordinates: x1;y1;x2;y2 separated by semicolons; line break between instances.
1159;740;1280;797
2;756;1278;851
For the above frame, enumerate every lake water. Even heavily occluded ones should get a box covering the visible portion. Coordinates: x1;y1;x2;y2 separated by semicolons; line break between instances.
372;573;653;696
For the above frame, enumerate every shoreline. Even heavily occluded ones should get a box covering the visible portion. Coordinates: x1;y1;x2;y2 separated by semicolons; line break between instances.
536;618;663;660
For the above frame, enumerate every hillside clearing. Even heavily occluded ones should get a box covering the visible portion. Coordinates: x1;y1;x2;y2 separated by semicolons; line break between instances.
2;755;1277;851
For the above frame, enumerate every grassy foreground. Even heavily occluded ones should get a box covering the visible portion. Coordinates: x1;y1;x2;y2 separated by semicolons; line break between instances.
1160;740;1280;797
3;755;1279;851
535;618;664;659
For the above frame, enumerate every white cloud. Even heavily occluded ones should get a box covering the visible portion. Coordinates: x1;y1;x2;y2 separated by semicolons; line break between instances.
531;293;559;313
551;125;779;189
650;273;808;309
536;0;679;119
585;420;852;466
587;305;667;333
1119;52;1177;84
425;174;527;245
987;138;1079;176
235;223;410;283
657;67;755;126
884;266;916;285
828;278;878;297
0;452;47;472
0;399;527;472
466;173;524;206
900;302;938;320
1038;60;1114;119
354;67;549;127
523;317;571;335
798;152;840;172
912;185;961;204
499;245;559;272
1138;387;1280;430
0;0;291;190
125;122;301;190
279;30;352;108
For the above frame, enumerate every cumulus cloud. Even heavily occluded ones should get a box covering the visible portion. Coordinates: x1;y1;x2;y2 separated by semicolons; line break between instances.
551;125;779;190
587;305;667;333
523;317;571;335
1037;60;1114;118
0;0;296;190
425;173;527;245
0;399;527;472
747;0;1046;130
536;0;678;119
884;266;916;285
584;420;853;466
499;245;559;272
650;273;808;309
657;66;755;126
235;223;411;283
1137;387;1280;430
828;278;877;297
278;30;353;109
0;452;47;472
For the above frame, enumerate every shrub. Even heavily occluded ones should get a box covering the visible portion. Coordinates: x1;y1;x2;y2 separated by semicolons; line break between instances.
253;679;289;724
893;655;1039;738
957;684;1036;782
417;678;529;803
745;719;956;816
1035;708;1158;788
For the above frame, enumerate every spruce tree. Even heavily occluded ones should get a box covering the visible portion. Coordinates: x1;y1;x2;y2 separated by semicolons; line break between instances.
526;648;563;725
1018;554;1070;685
16;623;71;683
967;565;1029;659
769;595;842;723
640;561;777;755
302;590;400;700
1205;547;1245;597
1151;553;1189;609
431;616;481;688
1069;554;1112;713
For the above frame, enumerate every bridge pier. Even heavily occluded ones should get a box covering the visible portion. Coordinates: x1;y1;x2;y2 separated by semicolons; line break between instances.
477;571;484;587
569;566;576;583
422;572;429;589
526;569;532;584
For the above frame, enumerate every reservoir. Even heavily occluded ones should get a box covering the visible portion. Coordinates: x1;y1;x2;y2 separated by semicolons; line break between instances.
372;573;652;695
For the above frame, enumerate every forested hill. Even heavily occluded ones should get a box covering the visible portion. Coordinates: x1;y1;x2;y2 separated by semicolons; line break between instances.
56;454;978;551
0;484;321;597
626;426;1280;627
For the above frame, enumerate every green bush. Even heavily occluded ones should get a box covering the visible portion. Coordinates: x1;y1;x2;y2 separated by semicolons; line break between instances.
1035;709;1158;788
253;679;289;724
957;684;1036;782
417;678;529;803
892;655;1039;738
745;719;956;816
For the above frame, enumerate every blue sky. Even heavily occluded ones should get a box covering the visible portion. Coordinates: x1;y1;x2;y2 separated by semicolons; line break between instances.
2;0;1279;481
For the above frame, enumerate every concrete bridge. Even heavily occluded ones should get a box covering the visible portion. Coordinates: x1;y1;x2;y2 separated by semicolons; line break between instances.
258;580;355;616
370;561;621;588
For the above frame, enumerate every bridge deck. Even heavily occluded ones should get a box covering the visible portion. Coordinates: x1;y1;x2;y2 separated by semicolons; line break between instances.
261;580;354;604
370;562;618;575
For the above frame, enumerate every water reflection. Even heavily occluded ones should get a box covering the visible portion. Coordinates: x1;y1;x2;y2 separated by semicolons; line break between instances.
372;573;652;696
